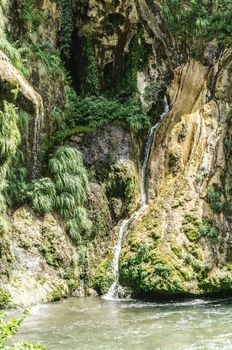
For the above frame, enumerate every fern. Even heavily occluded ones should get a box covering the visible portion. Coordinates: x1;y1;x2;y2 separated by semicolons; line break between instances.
4;150;28;208
0;101;21;160
31;178;56;214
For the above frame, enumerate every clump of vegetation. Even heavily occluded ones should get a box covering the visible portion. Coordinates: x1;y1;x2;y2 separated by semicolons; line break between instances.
198;219;221;241
31;146;92;244
31;41;65;76
0;39;30;79
125;30;152;94
0;101;22;228
206;186;223;213
0;288;11;308
0;310;46;349
4;151;28;208
64;88;151;130
161;0;232;48
92;258;114;294
85;35;100;96
30;178;56;214
58;0;76;62
120;243;184;295
19;0;45;32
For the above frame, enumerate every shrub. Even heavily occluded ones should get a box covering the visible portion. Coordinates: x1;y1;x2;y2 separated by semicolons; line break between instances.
4;150;28;208
31;42;64;76
19;0;45;32
32;147;91;242
0;310;46;349
0;39;30;78
198;219;220;240
0;101;21;160
64;92;150;130
30;178;56;214
206;187;223;213
161;0;232;47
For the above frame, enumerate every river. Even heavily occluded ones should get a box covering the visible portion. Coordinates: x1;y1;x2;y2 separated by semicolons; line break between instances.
13;296;232;349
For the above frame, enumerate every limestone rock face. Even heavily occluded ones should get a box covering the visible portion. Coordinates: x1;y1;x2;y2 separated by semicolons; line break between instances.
75;0;172;95
69;125;142;294
0;208;79;307
120;52;232;297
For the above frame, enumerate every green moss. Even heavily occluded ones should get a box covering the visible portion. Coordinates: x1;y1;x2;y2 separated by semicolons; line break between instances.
171;244;182;258
199;273;232;293
107;162;139;214
182;215;201;242
85;35;100;96
64;261;79;292
206;186;223;213
124;29;152;94
91;258;114;295
48;283;69;302
120;242;186;295
0;288;11;308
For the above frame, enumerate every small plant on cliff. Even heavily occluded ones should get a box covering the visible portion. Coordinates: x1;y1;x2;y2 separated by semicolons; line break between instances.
0;101;21;160
49;147;92;241
30;178;56;214
0;310;46;349
31;147;91;243
19;0;45;32
0;39;30;78
198;219;220;240
4;150;28;208
31;42;64;76
206;186;223;213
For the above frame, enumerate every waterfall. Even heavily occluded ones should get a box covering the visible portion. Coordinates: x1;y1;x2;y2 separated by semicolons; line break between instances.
103;96;169;300
31;102;44;179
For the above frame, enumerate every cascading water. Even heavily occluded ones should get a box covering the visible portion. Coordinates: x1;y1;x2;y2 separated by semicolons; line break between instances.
31;103;44;179
103;96;169;300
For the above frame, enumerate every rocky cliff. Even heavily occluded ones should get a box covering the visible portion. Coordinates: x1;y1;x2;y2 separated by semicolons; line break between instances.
0;0;232;306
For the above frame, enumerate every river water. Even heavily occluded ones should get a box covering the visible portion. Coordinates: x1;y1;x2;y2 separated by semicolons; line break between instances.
13;296;232;349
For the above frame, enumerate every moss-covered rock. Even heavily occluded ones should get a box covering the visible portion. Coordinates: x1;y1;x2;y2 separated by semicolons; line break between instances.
0;288;11;308
91;258;114;295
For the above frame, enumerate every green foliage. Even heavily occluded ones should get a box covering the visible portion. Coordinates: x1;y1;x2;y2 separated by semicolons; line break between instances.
125;31;152;93
31;147;91;243
31;42;64;76
0;288;11;308
58;0;76;62
30;178;56;214
92;258;114;295
64;90;151;130
206;186;223;213
0;310;46;349
19;0;45;32
0;101;21;161
198;219;220;240
4;151;28;208
107;163;139;210
85;35;100;96
161;0;232;48
49;147;91;241
0;0;8;37
0;39;30;79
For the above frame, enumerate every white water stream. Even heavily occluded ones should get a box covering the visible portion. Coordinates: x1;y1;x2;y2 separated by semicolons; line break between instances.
31;104;44;178
103;96;169;300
